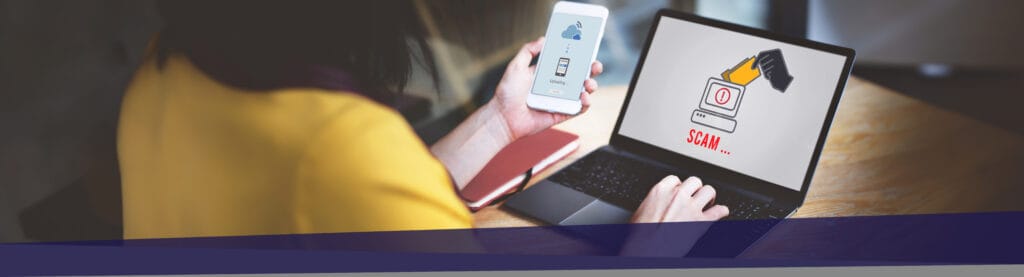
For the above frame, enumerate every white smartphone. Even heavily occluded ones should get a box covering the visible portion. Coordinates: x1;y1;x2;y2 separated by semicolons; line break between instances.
526;1;608;115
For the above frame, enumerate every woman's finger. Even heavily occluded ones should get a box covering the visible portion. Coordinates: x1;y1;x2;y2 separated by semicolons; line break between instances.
590;60;604;78
584;78;599;94
702;205;730;221
650;175;682;199
660;177;702;221
645;175;684;220
529;37;545;52
509;37;545;71
678;176;702;197
578;90;592;114
690;185;717;210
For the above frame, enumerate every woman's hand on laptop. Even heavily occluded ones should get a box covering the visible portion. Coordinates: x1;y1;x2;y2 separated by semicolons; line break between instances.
631;175;730;223
620;175;729;256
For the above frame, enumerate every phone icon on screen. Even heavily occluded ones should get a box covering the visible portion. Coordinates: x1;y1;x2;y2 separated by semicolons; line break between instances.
555;57;570;77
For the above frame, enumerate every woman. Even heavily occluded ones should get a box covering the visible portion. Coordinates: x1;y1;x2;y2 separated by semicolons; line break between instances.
118;1;727;239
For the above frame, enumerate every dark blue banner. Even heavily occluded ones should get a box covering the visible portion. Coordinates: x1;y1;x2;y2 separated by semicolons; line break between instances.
2;212;1023;275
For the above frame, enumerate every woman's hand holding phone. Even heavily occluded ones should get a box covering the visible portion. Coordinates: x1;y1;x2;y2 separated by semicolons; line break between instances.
488;37;603;142
525;1;607;115
430;2;606;188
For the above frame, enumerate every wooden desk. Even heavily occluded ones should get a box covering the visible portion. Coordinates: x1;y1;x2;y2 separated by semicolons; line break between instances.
473;77;1024;228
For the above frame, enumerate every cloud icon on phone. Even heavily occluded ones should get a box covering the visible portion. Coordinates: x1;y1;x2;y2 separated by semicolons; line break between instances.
560;23;582;40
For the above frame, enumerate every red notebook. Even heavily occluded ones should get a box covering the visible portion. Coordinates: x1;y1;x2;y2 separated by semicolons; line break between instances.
460;128;579;211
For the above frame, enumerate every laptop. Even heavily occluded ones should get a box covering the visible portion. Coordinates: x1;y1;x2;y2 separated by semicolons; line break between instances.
505;9;855;251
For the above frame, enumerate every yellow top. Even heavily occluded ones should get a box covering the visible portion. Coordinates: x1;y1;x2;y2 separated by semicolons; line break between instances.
118;52;471;239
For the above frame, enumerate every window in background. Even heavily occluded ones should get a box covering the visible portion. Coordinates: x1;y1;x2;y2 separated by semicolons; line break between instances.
695;0;769;29
808;0;1024;134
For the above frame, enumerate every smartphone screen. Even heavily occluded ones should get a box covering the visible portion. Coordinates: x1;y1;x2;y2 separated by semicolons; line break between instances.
531;13;604;100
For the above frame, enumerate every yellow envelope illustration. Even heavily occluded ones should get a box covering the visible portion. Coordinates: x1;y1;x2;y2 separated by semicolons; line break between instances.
722;56;761;86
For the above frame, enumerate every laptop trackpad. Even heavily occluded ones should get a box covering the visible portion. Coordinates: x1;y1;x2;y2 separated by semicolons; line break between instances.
504;180;599;224
560;200;632;225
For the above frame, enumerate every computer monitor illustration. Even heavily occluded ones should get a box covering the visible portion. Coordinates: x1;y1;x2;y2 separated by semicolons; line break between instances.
691;78;744;133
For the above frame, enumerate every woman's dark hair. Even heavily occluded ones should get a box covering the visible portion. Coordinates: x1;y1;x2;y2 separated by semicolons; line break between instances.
156;0;437;105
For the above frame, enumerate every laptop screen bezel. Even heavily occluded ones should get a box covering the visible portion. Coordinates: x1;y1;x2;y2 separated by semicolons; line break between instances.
609;9;856;207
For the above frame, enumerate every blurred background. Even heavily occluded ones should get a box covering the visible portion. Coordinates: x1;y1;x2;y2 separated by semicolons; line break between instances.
1;0;1022;243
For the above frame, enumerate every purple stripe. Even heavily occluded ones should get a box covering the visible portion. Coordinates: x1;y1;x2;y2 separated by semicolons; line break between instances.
2;212;1023;275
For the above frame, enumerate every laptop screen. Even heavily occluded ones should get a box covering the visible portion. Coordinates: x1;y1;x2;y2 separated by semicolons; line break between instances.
617;16;849;191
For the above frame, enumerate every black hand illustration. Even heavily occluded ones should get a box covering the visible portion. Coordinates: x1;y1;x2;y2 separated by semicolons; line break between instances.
753;49;793;92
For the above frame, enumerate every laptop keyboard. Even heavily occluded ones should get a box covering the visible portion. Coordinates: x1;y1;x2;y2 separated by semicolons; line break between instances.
715;193;791;220
548;149;791;220
550;150;670;210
